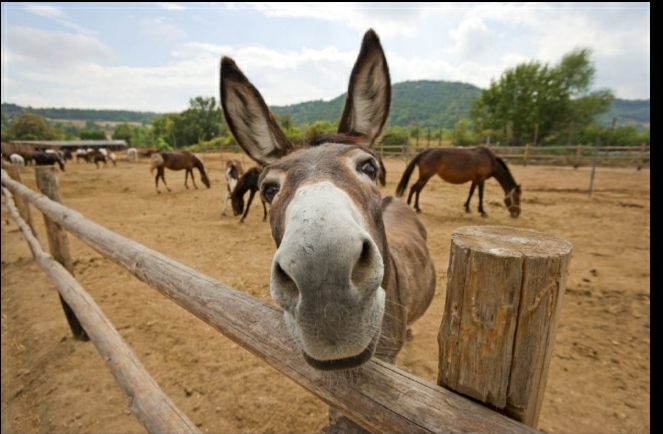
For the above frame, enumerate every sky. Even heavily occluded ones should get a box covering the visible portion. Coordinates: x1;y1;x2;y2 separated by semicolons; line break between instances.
1;2;650;113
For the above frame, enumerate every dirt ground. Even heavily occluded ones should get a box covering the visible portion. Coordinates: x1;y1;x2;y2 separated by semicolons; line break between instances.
1;152;650;434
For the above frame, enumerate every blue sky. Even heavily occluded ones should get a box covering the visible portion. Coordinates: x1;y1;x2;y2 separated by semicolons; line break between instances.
1;2;650;113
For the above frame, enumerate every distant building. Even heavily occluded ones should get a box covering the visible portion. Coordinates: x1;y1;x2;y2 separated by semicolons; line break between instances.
4;140;128;154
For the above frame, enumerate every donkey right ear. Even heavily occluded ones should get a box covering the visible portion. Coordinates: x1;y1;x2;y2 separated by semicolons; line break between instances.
220;57;293;166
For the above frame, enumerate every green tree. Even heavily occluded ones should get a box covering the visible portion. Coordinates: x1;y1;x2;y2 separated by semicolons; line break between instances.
80;130;107;140
471;48;614;145
1;113;57;141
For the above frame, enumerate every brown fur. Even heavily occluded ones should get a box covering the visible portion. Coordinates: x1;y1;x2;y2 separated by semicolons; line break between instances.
149;151;210;193
396;146;522;217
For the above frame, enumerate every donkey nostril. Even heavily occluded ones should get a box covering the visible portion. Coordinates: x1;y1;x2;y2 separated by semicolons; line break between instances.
273;262;299;298
351;240;378;291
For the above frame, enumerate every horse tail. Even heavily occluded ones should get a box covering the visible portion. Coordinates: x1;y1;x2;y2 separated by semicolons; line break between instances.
395;150;427;197
149;153;164;174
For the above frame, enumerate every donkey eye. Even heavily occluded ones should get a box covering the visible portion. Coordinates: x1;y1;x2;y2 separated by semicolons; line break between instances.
358;160;377;180
261;183;279;203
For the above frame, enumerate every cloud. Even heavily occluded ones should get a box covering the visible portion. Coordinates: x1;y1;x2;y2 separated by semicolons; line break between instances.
140;18;187;41
450;16;493;59
242;2;430;38
4;26;114;68
22;2;96;35
153;2;188;10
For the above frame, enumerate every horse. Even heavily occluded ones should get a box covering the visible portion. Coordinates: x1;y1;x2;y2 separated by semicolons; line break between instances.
230;166;268;223
10;154;25;167
221;28;436;378
93;154;107;168
126;147;137;162
221;159;244;216
109;153;117;167
32;151;65;172
149;151;211;193
395;146;522;218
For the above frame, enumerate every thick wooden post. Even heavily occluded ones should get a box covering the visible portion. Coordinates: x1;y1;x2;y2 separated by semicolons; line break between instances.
35;166;89;341
4;165;38;238
523;143;530;166
438;226;572;428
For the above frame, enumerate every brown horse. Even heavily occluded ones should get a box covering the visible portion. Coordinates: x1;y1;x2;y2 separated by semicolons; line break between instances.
230;166;268;223
221;28;435;376
221;159;244;216
149;151;211;193
395;146;522;218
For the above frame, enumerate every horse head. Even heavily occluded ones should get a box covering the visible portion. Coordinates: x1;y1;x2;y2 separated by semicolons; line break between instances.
505;184;522;218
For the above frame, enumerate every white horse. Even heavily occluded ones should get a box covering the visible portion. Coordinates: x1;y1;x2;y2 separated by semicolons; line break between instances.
10;154;25;167
221;159;244;216
126;147;137;163
109;152;117;167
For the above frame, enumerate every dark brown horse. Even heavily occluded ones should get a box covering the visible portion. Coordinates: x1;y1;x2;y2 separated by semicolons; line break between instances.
33;151;65;172
221;159;244;216
395;146;521;217
150;151;211;193
230;166;267;223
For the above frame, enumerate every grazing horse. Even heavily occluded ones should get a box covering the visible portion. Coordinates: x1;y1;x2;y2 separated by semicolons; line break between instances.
32;151;65;172
396;146;522;218
230;166;268;223
221;159;244;216
149;151;211;193
93;154;107;168
221;28;435;376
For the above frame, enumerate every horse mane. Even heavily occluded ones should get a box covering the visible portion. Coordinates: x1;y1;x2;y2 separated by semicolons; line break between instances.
494;156;517;190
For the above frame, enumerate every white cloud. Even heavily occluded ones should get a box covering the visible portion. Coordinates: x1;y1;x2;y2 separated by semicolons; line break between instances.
5;26;114;68
450;16;493;59
153;2;188;10
140;18;187;41
22;2;96;35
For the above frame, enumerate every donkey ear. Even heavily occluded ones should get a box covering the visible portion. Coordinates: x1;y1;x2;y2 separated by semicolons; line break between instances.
220;57;293;166
337;29;391;146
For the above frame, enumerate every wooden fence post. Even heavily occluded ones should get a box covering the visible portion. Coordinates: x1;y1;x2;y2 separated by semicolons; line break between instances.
35;166;89;341
438;226;572;429
523;144;530;166
574;144;581;169
4;165;38;238
638;142;646;171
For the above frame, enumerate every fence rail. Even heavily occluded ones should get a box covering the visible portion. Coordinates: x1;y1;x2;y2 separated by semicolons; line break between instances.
1;167;540;434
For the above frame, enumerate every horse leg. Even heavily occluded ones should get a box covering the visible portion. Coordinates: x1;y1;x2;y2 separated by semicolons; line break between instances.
159;168;171;192
478;181;488;217
408;177;429;213
240;189;257;223
190;169;199;189
464;182;477;213
221;190;230;216
155;171;161;193
184;170;190;189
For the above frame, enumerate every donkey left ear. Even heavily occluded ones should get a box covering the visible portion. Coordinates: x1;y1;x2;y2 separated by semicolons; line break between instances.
220;57;293;166
337;29;391;146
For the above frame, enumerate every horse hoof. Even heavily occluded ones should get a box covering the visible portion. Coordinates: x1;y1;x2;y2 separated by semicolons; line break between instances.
415;208;422;214
480;213;488;218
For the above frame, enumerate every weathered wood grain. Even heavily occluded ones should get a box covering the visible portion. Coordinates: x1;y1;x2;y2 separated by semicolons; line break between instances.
438;225;572;428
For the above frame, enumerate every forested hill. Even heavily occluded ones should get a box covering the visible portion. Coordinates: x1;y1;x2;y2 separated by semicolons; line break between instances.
1;103;160;125
2;81;650;129
270;80;483;129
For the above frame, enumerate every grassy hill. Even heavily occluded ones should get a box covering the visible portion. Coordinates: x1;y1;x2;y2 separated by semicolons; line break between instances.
2;82;650;131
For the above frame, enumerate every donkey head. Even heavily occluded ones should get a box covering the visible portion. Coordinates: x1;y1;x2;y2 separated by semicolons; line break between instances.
221;29;391;370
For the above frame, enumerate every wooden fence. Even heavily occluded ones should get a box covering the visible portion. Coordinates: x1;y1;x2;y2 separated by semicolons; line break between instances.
373;143;650;169
1;165;573;434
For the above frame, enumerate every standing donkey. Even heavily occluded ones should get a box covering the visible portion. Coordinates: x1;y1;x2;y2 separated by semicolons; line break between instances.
221;29;436;379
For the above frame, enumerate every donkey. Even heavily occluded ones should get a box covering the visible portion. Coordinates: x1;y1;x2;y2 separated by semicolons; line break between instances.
149;151;211;193
221;159;244;216
221;29;436;376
